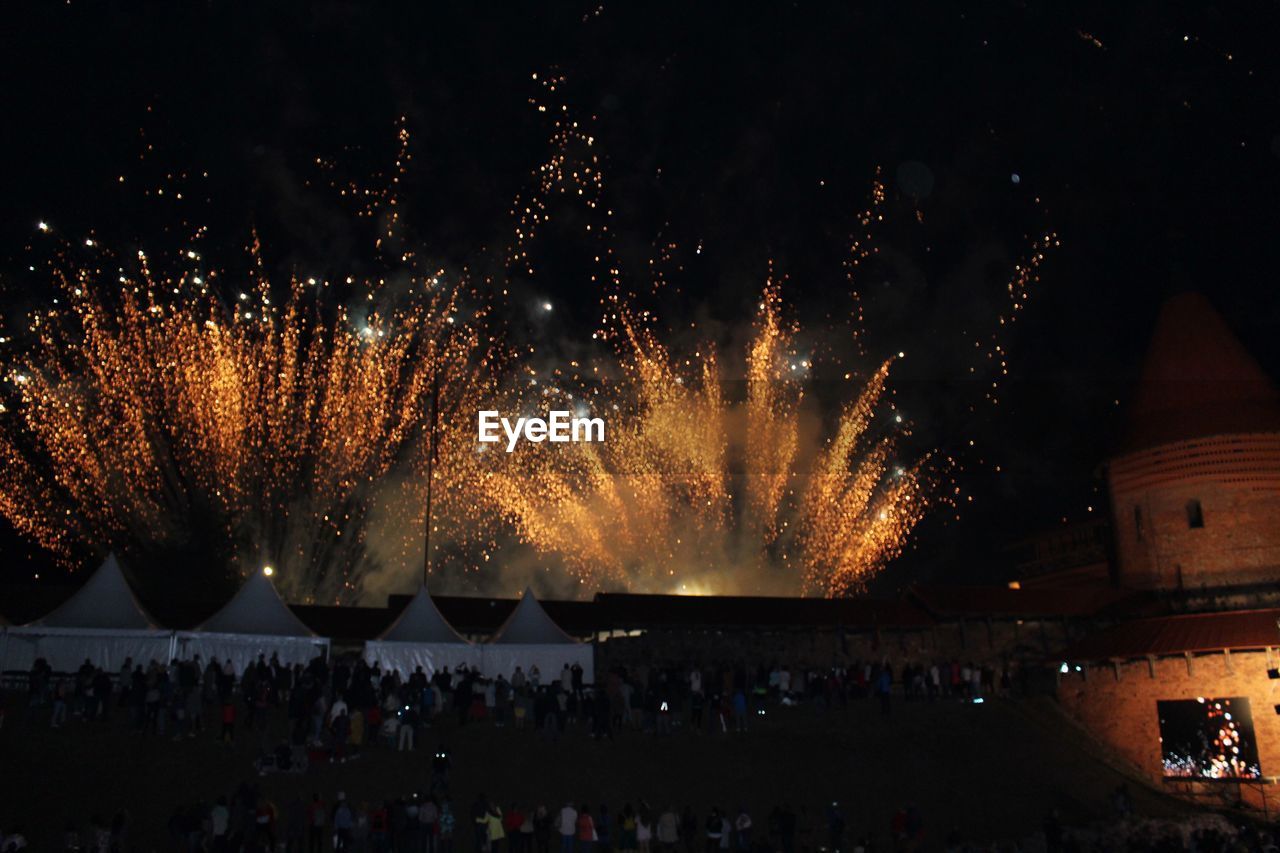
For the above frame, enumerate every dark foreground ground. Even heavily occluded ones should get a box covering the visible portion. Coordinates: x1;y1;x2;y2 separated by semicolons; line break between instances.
0;691;1194;851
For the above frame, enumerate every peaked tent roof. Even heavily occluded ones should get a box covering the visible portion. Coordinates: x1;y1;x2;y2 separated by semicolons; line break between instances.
1120;292;1280;453
490;587;578;644
378;585;470;643
31;553;158;630
197;571;316;637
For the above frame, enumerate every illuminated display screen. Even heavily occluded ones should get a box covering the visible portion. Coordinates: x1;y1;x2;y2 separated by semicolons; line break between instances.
1158;697;1262;779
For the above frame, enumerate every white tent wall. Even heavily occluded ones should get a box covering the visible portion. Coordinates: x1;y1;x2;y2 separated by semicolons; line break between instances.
172;632;328;672
363;641;482;679
479;643;594;684
0;627;174;674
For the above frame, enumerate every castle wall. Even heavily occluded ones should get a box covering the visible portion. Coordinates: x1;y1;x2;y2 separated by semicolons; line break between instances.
1057;649;1280;809
1108;434;1280;590
596;617;1078;671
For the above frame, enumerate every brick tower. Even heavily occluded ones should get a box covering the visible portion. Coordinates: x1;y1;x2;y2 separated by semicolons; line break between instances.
1107;293;1280;590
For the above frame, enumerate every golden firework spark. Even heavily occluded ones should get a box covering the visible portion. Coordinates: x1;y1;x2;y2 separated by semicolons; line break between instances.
0;245;494;603
475;278;939;598
0;80;1058;603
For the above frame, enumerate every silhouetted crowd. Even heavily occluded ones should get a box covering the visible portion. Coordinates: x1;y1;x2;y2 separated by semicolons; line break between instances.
16;654;1015;752
7;783;1278;853
2;782;889;853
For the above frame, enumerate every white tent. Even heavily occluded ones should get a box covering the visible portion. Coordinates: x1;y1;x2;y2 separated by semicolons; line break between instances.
173;570;328;671
480;587;594;683
0;554;174;674
363;585;480;678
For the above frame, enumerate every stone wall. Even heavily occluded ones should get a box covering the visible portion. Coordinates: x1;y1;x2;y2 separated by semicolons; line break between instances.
1057;649;1280;809
596;617;1079;671
1109;434;1280;590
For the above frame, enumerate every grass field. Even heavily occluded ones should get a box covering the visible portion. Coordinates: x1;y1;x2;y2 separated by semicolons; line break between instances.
0;691;1194;851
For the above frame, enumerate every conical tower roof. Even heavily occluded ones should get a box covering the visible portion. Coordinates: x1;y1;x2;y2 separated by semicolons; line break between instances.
1120;292;1280;453
197;570;315;637
489;587;577;644
31;553;158;630
378;585;469;643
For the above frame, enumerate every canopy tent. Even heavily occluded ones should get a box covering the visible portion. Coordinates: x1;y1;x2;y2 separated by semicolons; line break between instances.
0;554;174;674
479;587;594;683
363;585;480;678
173;570;328;671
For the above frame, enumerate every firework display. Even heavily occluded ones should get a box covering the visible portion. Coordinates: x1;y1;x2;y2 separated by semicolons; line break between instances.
473;277;936;598
1158;697;1262;779
0;76;1054;603
458;81;1054;598
0;240;494;604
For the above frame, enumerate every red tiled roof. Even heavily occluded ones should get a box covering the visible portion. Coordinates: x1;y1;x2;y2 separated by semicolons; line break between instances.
591;593;935;629
1016;562;1112;590
1064;608;1280;661
1119;292;1280;454
304;593;934;639
910;584;1140;619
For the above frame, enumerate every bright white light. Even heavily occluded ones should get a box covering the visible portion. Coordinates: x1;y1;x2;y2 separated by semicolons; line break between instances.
1059;662;1069;674
542;302;553;312
263;566;274;577
37;221;49;232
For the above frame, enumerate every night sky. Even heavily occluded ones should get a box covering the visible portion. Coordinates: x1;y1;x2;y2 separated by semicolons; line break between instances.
2;1;1279;593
